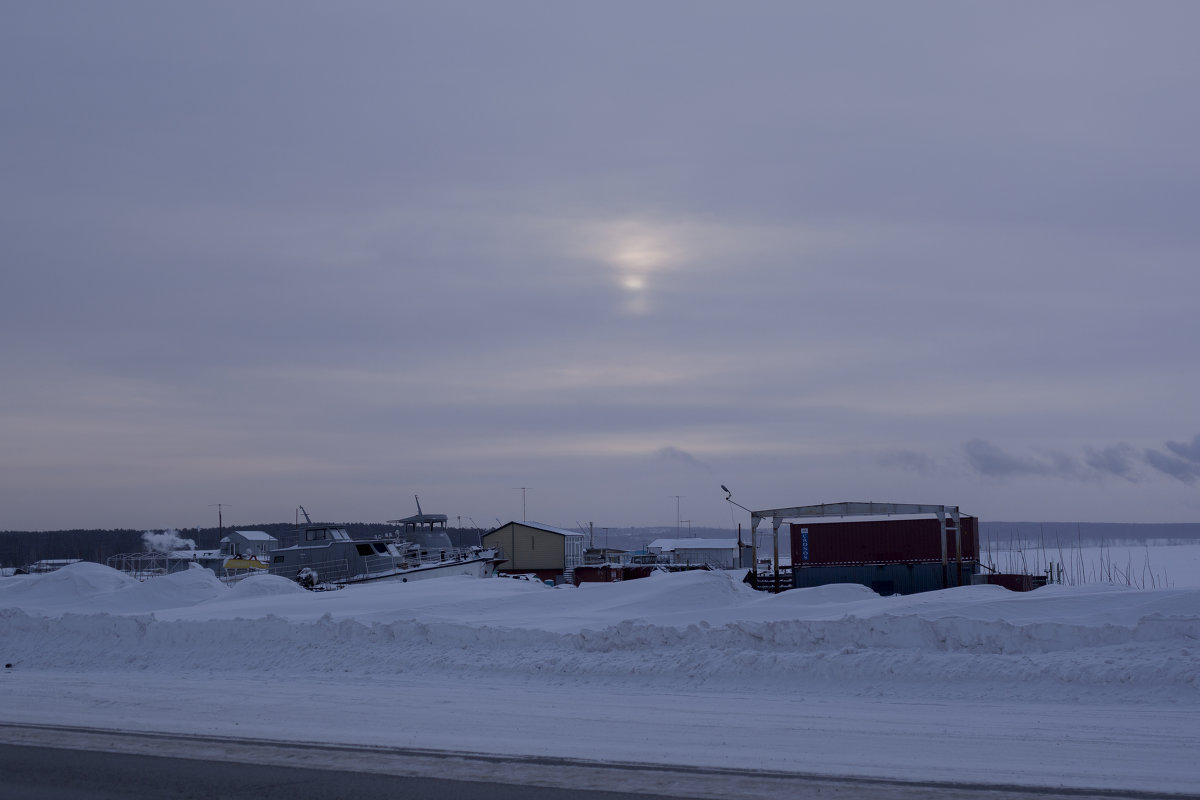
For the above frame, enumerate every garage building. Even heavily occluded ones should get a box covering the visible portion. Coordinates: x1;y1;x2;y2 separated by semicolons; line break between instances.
482;521;585;584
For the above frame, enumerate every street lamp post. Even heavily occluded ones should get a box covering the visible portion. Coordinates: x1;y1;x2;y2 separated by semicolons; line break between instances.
722;485;758;581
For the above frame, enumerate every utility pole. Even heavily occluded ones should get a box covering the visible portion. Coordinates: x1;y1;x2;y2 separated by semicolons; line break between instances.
512;487;531;522
209;503;230;541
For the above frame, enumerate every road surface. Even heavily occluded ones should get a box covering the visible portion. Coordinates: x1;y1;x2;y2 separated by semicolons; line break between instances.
1;723;1195;800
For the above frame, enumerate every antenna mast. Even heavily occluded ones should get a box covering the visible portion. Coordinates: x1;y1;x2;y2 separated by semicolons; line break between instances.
209;503;230;539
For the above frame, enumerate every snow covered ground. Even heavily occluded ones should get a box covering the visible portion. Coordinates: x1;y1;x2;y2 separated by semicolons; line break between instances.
2;548;1199;795
984;540;1200;590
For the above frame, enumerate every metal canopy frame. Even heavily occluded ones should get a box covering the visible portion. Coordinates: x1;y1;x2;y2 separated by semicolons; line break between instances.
749;501;966;592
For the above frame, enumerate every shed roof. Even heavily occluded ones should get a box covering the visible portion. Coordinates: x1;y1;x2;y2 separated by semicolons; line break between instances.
489;520;585;538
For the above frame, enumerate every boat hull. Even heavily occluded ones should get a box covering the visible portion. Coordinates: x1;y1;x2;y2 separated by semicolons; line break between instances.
348;555;497;584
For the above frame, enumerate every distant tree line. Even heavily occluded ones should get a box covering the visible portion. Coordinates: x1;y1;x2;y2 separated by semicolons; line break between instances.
0;529;165;569
980;522;1200;546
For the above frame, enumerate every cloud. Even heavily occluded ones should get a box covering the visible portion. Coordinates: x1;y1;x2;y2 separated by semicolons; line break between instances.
967;435;1200;485
1144;450;1199;483
964;440;1078;478
1165;434;1200;463
1145;434;1200;483
1084;444;1140;482
654;446;711;472
5;4;1200;529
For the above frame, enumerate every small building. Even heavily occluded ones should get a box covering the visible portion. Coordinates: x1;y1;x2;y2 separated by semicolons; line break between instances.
648;538;743;569
219;530;278;560
583;547;628;565
572;563;656;585
749;501;982;595
482;521;585;584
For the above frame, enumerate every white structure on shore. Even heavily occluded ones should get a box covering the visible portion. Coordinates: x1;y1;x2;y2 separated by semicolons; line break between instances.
648;538;743;569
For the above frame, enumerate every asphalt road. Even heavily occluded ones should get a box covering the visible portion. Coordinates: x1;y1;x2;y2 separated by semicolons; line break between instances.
1;723;1196;800
1;743;691;800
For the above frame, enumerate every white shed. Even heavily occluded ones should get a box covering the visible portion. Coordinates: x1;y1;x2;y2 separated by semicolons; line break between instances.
648;538;742;569
220;530;278;560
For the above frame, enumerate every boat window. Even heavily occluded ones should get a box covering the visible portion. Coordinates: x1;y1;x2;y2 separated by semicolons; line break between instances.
355;544;374;557
372;542;389;555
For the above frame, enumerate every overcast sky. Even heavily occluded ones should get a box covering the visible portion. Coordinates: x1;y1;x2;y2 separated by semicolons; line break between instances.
3;1;1200;532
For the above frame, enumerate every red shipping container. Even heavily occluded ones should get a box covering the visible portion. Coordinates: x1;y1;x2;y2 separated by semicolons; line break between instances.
791;516;978;567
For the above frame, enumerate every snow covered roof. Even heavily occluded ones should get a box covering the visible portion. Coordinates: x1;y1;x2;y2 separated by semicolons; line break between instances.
491;520;585;538
649;538;739;551
225;530;277;541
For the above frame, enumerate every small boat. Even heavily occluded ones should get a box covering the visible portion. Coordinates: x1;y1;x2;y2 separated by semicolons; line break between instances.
267;524;500;589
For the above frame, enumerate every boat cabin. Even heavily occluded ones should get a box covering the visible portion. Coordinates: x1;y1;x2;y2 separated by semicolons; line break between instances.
303;526;352;542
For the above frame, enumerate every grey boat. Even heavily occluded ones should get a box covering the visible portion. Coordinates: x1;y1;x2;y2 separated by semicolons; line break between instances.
267;524;500;588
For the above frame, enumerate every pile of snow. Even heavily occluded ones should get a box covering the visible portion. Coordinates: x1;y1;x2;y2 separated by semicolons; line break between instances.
2;551;1198;794
0;562;225;614
0;561;137;611
3;565;1194;700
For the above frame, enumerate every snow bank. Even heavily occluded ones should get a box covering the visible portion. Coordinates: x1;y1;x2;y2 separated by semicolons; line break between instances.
0;562;226;614
2;563;1197;701
0;561;137;610
1;557;1198;792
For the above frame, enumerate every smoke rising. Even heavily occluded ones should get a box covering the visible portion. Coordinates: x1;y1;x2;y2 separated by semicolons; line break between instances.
142;530;197;553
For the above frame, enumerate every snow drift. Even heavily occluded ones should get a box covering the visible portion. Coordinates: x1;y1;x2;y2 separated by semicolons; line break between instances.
2;558;1198;794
